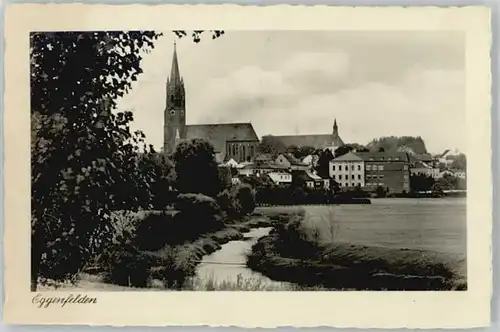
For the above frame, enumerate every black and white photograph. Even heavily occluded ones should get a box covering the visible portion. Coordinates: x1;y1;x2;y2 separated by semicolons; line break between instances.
4;4;492;328
30;29;469;292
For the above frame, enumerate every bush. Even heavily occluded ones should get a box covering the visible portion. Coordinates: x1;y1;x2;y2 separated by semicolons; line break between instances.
217;184;256;221
133;211;179;250
234;184;256;215
102;244;153;287
271;211;321;259
217;189;242;220
151;246;198;289
175;193;224;236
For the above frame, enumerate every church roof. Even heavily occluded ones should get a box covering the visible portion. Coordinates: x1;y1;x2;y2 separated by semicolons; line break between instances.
332;151;363;162
264;134;335;150
185;122;259;153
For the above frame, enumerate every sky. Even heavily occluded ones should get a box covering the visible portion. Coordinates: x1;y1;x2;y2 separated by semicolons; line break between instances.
116;31;465;154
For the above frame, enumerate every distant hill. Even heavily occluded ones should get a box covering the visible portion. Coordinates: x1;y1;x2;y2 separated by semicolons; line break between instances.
367;136;428;155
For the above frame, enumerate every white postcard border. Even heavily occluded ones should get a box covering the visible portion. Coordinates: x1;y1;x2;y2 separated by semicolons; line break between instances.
3;4;492;328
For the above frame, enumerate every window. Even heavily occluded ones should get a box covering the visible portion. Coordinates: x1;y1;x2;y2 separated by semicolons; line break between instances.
332;175;336;180
358;165;361;171
344;183;348;187
351;165;355;171
366;165;372;171
242;146;246;159
345;166;348;171
169;110;175;115
403;165;408;170
351;174;355;180
358;174;361;180
378;165;384;171
332;165;336;171
250;145;255;156
395;157;400;161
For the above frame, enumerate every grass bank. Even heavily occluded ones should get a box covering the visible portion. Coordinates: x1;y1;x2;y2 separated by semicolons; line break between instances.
247;208;466;291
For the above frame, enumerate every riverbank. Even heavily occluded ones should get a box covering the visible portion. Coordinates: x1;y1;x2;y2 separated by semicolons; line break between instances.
247;202;467;290
40;208;295;291
247;232;466;290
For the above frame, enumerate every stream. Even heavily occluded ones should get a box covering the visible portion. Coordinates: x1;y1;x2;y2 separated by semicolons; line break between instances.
195;227;290;289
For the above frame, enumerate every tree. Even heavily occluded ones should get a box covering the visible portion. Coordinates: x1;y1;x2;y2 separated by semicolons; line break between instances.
286;145;316;159
315;149;334;178
451;153;467;170
375;186;387;198
173;30;225;43
259;135;287;155
173;138;221;197
30;31;163;290
333;144;369;158
409;173;435;192
139;151;177;209
436;173;458;191
367;136;428;154
431;183;445;197
30;30;224;290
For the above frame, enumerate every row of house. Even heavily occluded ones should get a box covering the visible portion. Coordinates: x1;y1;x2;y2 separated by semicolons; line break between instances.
223;147;468;194
329;151;410;193
224;153;331;190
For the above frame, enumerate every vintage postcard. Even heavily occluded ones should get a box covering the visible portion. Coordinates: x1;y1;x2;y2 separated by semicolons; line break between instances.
3;3;492;328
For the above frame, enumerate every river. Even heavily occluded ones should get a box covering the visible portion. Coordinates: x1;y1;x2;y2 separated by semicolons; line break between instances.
194;227;291;290
194;198;467;287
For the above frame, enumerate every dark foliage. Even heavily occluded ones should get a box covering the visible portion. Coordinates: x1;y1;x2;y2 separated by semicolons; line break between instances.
451;153;467;171
173;30;225;43
314;149;334;178
334;144;370;158
258;135;287;155
31;31;162;289
367;136;428;154
174;193;224;235
285;145;316;159
217;184;256;221
410;174;436;192
173;139;222;198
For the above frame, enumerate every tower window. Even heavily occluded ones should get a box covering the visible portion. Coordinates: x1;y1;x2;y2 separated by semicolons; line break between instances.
181;110;184;116
170;110;175;115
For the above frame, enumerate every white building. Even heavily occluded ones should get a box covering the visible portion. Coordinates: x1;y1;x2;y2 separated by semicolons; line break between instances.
410;161;440;179
268;171;292;186
329;151;365;188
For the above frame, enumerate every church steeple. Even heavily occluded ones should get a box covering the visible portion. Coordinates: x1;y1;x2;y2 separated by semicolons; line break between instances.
333;118;338;136
164;42;186;154
170;41;181;84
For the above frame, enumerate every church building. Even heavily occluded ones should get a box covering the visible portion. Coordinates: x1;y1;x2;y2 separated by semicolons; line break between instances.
261;119;345;154
163;44;260;163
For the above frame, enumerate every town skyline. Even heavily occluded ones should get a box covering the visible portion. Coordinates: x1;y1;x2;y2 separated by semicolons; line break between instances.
116;31;466;155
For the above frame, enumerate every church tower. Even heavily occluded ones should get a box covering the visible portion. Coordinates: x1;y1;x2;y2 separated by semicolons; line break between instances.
164;42;186;154
329;118;345;155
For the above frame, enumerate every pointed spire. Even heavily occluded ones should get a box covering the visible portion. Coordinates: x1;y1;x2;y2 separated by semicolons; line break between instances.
333;118;338;135
170;41;181;84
